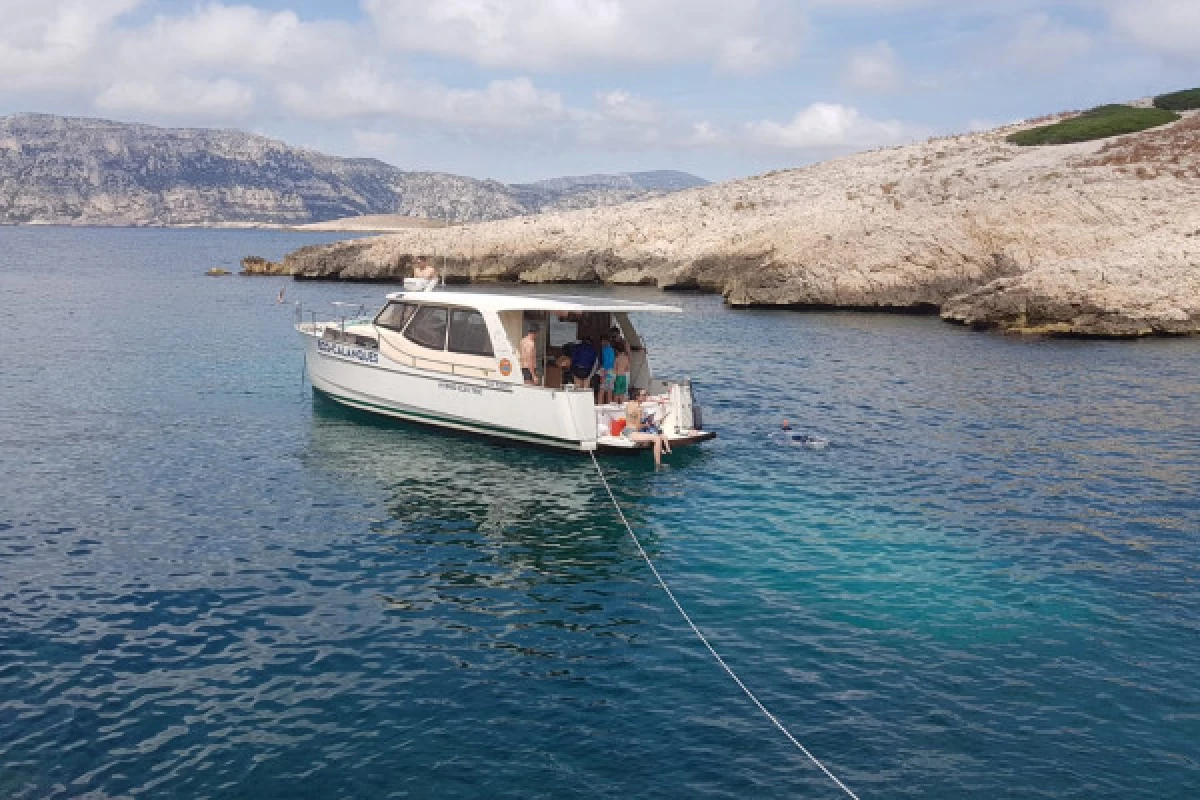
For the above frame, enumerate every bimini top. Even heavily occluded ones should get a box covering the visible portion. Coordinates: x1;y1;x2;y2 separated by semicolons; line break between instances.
383;289;683;314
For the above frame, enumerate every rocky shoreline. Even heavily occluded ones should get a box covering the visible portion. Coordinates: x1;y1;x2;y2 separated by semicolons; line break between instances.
256;110;1200;337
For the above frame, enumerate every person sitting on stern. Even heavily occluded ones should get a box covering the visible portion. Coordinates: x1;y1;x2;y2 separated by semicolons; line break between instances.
625;388;671;466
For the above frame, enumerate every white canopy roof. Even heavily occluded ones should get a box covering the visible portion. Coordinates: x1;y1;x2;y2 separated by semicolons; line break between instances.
382;289;682;314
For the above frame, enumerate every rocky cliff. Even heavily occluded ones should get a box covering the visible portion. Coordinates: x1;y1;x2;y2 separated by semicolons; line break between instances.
274;109;1200;337
0;114;706;226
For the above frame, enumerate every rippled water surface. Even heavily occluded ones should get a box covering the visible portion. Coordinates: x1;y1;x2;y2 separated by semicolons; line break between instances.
2;227;1198;798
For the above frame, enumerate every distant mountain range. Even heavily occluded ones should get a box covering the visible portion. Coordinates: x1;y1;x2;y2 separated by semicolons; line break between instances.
0;114;708;226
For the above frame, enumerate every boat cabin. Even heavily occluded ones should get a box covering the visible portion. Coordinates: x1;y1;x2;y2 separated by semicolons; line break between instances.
363;290;678;389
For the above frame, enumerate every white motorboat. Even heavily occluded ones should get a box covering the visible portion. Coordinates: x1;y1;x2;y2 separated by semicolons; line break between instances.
297;289;715;453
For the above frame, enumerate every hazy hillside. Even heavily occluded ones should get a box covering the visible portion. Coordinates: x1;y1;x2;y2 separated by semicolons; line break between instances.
0;114;707;226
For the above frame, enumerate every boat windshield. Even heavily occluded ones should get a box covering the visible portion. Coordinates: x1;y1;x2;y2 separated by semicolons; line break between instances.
375;301;417;331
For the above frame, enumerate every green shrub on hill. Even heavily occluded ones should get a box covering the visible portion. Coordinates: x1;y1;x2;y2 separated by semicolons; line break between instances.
1007;104;1180;146
1153;88;1200;111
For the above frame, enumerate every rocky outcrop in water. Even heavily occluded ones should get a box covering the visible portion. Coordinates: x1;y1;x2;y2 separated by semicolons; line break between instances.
240;256;282;275
275;109;1200;337
0;114;706;226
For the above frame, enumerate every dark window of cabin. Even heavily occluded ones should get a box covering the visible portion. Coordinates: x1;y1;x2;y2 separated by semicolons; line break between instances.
448;309;494;357
375;302;416;332
404;306;448;350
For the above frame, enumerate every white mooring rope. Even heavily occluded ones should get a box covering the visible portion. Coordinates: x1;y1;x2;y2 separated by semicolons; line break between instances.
589;451;860;800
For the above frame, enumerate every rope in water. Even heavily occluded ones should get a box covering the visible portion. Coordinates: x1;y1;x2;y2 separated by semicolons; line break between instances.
588;451;860;800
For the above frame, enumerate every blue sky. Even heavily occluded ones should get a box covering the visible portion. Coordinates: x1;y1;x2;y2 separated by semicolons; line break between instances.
1;1;1196;182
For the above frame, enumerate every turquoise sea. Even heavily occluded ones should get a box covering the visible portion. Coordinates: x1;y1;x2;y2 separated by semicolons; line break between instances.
1;226;1198;798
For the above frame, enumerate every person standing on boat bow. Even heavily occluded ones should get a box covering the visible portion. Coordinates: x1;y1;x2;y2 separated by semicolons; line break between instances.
413;256;437;282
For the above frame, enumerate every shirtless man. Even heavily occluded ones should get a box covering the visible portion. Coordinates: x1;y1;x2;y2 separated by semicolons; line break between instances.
413;256;437;282
519;329;538;385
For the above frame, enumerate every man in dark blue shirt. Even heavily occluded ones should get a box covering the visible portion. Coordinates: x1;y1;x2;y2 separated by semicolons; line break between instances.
570;337;598;389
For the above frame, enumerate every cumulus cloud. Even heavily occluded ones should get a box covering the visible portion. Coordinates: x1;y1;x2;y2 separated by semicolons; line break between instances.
683;121;726;147
745;102;920;150
843;41;902;92
566;90;670;146
1108;0;1200;65
279;73;566;129
1001;13;1092;74
361;0;803;74
0;0;140;88
2;0;1195;175
593;91;662;125
109;3;359;81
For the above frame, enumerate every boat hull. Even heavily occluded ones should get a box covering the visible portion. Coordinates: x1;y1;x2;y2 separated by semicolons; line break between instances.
301;327;715;455
305;341;594;452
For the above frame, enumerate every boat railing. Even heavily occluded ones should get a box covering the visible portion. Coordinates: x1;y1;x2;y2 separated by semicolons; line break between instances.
294;301;374;336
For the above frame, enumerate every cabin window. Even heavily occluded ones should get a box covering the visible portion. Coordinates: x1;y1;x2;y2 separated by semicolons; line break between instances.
448;309;494;357
375;302;416;331
404;306;449;350
548;313;578;347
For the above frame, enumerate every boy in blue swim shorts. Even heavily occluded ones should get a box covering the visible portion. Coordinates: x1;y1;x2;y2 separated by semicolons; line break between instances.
597;335;616;404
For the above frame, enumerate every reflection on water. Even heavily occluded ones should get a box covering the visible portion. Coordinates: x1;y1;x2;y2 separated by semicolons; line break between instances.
305;394;658;617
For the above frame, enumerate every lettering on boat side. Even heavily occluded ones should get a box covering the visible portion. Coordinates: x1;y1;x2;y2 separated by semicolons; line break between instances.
438;381;484;396
317;339;380;364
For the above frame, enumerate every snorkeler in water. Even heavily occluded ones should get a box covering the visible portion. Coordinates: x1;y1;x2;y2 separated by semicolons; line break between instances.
778;418;829;449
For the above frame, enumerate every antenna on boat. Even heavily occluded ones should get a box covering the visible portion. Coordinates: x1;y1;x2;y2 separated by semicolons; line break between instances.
436;207;447;290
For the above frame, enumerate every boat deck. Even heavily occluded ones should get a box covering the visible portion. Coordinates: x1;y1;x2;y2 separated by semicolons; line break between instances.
593;401;714;450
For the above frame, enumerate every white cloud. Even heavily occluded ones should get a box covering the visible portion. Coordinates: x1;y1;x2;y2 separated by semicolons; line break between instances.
1108;0;1200;65
361;0;802;74
566;90;669;146
95;77;256;117
683;121;725;147
3;0;1195;177
0;0;140;88
112;3;355;76
1000;13;1092;74
593;90;663;125
745;102;920;150
843;41;902;91
280;72;566;129
715;35;785;75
